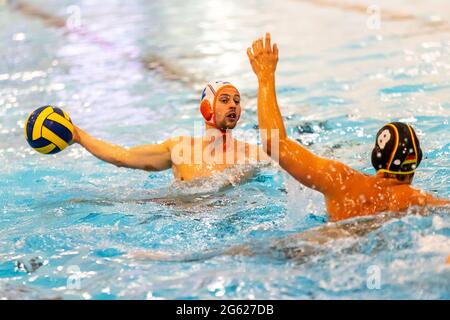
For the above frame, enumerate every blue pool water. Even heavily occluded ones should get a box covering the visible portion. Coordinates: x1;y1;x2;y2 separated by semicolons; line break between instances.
0;0;449;299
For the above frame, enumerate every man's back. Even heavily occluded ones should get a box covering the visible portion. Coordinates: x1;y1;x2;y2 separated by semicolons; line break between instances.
247;32;449;221
325;171;437;221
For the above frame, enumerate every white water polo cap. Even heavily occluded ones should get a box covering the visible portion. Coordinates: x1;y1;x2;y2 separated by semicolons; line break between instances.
199;81;240;128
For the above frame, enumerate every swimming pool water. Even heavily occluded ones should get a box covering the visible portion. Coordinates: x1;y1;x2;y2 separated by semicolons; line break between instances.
0;0;449;299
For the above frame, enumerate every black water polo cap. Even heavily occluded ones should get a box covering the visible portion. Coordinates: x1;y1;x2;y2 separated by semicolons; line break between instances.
371;122;422;175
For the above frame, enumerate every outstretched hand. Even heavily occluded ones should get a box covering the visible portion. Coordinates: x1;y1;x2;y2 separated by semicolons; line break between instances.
247;32;278;79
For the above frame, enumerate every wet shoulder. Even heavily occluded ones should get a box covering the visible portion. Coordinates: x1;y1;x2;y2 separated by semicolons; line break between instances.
165;136;196;149
388;184;428;206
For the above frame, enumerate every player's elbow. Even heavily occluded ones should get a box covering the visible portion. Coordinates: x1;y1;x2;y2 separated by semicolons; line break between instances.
113;157;126;168
261;136;287;159
111;150;130;168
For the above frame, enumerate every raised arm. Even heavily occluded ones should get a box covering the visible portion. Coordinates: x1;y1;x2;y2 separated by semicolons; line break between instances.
247;33;359;196
72;126;172;171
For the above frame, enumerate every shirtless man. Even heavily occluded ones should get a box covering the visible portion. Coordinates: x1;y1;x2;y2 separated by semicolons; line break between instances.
128;35;449;261
127;36;449;262
72;81;268;181
247;33;449;221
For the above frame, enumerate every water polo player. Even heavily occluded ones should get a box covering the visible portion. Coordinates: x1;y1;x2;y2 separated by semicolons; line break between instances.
247;33;449;221
71;81;268;181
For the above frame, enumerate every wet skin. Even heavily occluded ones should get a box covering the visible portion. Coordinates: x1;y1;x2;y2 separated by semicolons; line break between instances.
72;86;267;182
247;33;449;221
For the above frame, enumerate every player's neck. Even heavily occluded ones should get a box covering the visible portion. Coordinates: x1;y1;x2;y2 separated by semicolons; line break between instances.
204;124;233;149
204;124;232;138
375;171;412;185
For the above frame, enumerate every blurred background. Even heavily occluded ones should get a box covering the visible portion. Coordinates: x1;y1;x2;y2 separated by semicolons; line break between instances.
0;0;449;299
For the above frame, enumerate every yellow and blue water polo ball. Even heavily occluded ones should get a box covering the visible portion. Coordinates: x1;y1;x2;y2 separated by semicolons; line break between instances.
24;105;74;154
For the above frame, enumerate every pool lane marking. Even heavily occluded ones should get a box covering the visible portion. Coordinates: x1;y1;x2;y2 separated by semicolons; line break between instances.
299;0;415;21
7;0;207;87
297;0;450;30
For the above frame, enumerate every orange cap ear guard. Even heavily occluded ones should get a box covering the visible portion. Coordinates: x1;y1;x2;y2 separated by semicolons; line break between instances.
200;100;213;121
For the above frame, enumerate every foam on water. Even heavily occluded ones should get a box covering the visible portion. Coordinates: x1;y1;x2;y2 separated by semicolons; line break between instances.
0;0;449;299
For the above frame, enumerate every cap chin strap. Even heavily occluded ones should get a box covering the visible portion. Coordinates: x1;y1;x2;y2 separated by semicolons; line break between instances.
378;168;416;175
